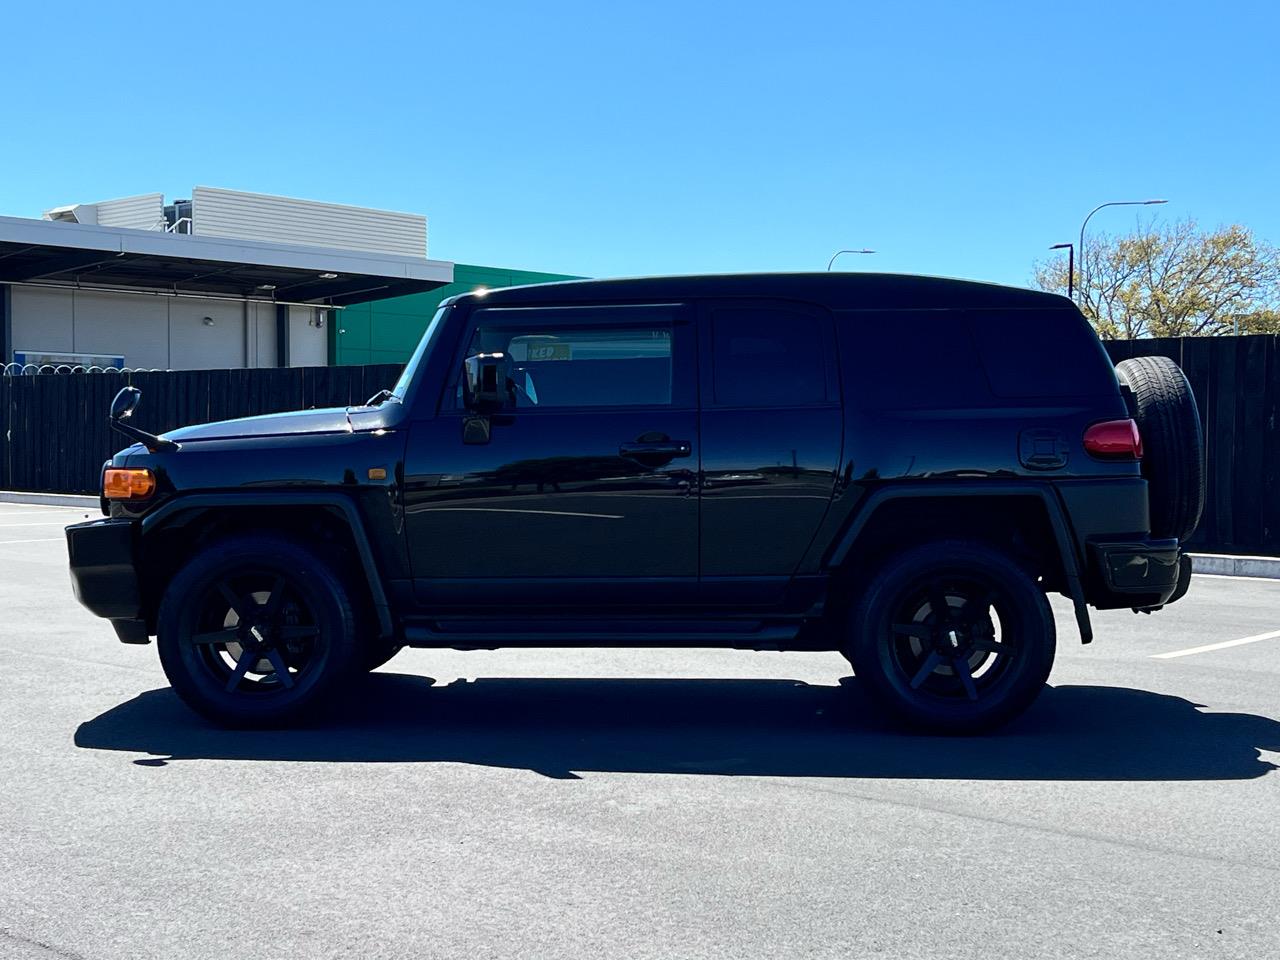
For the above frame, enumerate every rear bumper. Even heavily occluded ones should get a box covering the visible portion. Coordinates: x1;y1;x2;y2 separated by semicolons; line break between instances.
1087;537;1187;609
66;518;149;640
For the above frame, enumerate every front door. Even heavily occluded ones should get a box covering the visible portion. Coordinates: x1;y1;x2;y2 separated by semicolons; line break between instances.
403;303;699;610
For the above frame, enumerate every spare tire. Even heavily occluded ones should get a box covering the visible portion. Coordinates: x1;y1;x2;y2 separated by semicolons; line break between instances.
1114;356;1205;542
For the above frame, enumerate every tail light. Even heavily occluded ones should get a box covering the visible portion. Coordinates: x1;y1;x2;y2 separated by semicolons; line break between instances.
103;468;156;500
1083;419;1143;460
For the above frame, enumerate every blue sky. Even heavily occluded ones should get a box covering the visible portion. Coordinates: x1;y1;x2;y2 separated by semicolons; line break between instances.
2;0;1276;286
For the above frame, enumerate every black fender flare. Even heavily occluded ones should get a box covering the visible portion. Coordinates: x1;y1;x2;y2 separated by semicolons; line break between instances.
139;492;394;638
825;481;1093;644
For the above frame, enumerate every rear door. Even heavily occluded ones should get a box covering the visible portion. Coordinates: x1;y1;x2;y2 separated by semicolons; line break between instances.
402;302;700;609
697;300;843;606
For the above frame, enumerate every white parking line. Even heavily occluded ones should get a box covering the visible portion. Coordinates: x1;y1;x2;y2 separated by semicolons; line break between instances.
1152;628;1280;660
1193;572;1280;584
0;512;85;518
0;509;85;516
0;521;72;527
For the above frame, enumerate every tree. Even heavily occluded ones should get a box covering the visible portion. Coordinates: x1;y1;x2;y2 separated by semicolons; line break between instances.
1033;220;1280;338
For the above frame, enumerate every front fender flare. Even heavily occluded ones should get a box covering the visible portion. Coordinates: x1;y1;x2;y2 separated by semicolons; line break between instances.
140;492;393;638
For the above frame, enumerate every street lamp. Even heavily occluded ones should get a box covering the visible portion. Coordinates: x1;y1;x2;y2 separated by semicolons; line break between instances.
1078;199;1168;304
1050;243;1074;299
827;249;876;271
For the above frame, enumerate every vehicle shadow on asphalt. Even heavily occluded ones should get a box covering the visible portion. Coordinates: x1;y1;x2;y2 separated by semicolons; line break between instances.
74;676;1280;780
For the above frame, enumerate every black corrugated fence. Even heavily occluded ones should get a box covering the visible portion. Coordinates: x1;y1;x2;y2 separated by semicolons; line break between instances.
0;365;402;496
3;338;1278;556
1104;336;1280;557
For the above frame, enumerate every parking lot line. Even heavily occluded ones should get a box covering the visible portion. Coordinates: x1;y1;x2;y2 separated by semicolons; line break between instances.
0;509;84;516
1152;628;1280;660
1193;573;1280;585
0;537;64;545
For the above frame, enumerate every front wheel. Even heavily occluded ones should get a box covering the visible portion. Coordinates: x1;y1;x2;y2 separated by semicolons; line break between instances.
846;540;1056;733
157;534;360;727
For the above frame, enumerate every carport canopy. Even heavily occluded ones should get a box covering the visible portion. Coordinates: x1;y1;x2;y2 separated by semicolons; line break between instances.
0;215;453;306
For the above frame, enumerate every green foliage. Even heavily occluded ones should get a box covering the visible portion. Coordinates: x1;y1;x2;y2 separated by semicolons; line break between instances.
1033;220;1280;338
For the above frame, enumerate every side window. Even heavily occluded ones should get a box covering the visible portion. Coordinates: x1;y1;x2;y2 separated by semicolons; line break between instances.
712;308;829;407
843;311;991;410
462;322;674;409
967;309;1117;398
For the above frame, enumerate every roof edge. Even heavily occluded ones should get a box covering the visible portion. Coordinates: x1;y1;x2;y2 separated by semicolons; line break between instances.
0;214;453;284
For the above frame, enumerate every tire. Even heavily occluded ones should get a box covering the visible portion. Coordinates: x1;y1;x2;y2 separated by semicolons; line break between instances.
846;540;1056;734
156;534;360;727
1115;356;1205;542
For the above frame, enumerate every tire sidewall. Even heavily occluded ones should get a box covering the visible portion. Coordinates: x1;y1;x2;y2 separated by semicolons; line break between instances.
849;540;1056;733
1115;355;1205;542
157;535;358;727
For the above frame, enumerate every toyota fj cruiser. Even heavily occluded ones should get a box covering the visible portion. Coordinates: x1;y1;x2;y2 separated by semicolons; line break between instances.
66;274;1204;731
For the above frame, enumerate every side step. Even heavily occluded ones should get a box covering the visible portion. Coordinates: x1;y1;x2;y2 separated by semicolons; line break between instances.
401;618;803;651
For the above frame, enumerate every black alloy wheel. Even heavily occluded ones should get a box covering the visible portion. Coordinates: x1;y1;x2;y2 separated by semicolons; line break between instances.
190;576;320;695
157;535;359;727
848;540;1056;733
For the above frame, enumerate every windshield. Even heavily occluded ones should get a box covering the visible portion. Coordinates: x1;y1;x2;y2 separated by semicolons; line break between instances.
390;305;450;401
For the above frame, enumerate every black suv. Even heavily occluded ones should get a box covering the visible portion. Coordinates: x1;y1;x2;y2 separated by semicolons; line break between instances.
66;274;1204;732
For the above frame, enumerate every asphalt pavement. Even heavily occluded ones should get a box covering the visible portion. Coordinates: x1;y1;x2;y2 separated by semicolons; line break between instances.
1;503;1278;959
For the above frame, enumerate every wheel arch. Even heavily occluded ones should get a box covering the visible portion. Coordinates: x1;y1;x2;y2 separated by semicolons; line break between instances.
138;492;393;639
824;482;1093;643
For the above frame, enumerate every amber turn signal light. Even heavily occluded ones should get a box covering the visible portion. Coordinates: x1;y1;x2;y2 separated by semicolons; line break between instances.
103;468;156;500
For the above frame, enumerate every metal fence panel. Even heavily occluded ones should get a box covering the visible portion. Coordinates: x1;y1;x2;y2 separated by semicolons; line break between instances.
1103;335;1280;556
1;364;403;495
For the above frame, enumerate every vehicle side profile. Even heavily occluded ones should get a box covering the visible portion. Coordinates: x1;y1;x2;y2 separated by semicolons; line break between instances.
66;273;1205;732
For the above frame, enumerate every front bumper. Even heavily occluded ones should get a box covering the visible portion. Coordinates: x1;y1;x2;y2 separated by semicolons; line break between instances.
66;518;149;642
1088;537;1188;610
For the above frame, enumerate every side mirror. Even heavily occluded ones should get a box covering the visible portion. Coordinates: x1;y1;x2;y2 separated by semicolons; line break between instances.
107;385;179;453
463;352;510;412
110;386;141;421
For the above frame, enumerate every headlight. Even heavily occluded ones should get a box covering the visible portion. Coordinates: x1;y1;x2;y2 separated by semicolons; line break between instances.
102;468;156;501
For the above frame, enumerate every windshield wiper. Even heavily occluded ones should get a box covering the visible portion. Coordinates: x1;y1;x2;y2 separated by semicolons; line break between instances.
364;388;395;407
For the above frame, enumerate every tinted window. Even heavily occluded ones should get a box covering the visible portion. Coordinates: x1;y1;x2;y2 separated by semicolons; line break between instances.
968;309;1117;398
712;309;828;407
843;311;991;410
465;324;673;409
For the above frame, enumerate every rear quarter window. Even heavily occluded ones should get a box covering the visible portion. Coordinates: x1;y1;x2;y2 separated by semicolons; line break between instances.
841;311;991;410
967;308;1117;398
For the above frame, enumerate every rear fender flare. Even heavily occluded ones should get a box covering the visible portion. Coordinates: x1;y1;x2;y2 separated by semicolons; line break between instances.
826;481;1093;643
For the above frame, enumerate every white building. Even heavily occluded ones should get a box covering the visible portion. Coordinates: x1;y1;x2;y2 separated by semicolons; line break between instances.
0;187;453;370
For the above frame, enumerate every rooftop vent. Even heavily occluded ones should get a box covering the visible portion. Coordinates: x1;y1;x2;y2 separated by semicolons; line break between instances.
41;193;164;230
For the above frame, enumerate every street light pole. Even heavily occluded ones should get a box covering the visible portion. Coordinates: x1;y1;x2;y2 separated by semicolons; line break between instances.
1077;199;1168;306
827;249;876;271
1050;243;1074;300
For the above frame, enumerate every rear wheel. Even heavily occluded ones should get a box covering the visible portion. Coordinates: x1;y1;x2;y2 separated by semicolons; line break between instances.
157;534;359;727
846;540;1055;733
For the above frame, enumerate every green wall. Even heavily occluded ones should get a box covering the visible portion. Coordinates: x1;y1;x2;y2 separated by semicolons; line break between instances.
331;263;581;366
